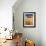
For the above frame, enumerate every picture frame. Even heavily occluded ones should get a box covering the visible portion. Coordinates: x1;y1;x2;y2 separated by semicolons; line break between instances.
23;12;36;28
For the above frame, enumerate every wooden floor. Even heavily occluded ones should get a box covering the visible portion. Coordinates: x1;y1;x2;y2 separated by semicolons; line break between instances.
0;39;16;46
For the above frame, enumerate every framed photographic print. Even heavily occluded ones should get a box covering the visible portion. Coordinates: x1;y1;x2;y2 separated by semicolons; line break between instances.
23;12;36;28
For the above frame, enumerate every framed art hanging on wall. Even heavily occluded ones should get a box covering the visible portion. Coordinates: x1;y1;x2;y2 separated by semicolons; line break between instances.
23;12;36;28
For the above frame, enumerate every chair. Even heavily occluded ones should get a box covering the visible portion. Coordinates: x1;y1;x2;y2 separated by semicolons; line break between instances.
25;40;35;46
15;33;23;46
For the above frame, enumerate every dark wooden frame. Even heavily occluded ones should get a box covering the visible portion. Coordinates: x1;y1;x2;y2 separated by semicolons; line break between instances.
23;12;36;28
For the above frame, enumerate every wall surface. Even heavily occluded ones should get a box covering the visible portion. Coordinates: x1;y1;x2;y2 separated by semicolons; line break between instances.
0;0;16;30
0;0;17;38
41;0;46;46
13;0;42;46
